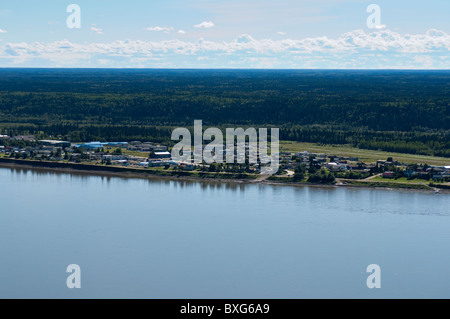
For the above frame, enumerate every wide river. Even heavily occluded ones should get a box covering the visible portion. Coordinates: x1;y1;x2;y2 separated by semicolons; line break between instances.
0;167;449;299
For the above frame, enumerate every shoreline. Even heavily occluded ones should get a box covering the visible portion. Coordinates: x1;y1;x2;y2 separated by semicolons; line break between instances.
0;158;448;194
0;158;258;185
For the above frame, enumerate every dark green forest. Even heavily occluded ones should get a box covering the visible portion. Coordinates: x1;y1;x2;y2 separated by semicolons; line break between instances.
0;69;449;156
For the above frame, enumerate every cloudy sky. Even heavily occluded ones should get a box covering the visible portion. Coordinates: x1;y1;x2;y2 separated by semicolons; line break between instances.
0;0;449;68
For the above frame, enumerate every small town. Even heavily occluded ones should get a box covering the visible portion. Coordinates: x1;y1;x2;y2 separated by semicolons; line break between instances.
1;134;449;190
0;1;449;301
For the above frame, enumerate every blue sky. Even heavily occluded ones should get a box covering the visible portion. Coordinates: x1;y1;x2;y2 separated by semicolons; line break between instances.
0;0;449;68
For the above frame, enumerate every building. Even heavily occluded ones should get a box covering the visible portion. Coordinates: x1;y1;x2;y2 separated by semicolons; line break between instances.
382;171;394;179
179;162;195;171
153;145;168;152
117;160;129;166
75;142;104;150
102;155;126;161
148;160;171;167
404;167;417;178
105;142;128;148
327;162;347;171
418;171;430;179
13;135;36;142
69;153;91;162
40;140;71;148
150;151;171;159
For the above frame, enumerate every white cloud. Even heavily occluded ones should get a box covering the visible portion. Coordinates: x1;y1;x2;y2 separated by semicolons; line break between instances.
178;30;186;34
414;55;434;68
375;25;387;30
0;29;449;69
146;26;174;33
90;26;103;35
277;32;286;35
194;21;215;29
0;29;7;33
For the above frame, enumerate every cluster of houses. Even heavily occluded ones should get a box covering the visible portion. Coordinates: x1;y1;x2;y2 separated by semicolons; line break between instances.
126;141;169;153
282;151;450;181
386;165;450;180
0;135;179;169
0;137;71;160
283;151;375;173
1;135;449;181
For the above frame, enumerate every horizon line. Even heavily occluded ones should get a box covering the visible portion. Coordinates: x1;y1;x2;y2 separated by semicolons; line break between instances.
0;67;449;71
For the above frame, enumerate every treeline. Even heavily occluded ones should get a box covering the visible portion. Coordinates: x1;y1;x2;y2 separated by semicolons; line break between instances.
280;126;450;157
0;124;173;144
2;123;449;157
0;69;449;156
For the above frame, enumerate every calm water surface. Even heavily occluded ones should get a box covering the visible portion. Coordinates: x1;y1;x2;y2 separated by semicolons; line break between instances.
0;167;449;299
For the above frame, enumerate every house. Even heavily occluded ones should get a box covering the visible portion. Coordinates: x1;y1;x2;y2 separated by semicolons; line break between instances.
148;160;170;167
13;135;36;142
69;153;91;162
294;151;310;158
139;144;154;152
327;162;347;171
126;155;148;163
382;171;394;179
36;150;53;156
432;167;450;180
116;160;129;166
105;142;128;148
127;145;138;151
443;166;450;176
125;142;154;152
179;162;195;171
150;151;171;159
102;155;126;161
153;145;168;152
418;171;430;179
404;167;417;178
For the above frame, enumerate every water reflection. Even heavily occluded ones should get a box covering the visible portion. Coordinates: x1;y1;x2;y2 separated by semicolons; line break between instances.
1;166;450;299
2;166;449;218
